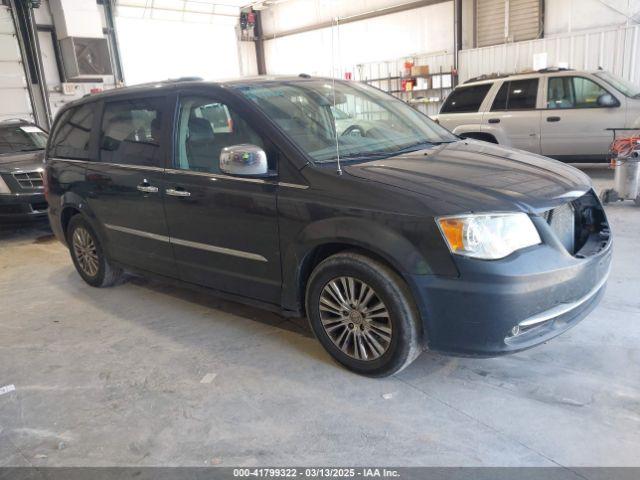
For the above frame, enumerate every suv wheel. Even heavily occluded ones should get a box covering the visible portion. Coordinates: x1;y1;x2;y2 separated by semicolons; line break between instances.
67;216;122;287
306;251;422;377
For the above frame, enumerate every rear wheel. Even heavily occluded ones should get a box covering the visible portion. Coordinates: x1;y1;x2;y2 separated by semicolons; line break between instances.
306;251;422;377
67;216;122;287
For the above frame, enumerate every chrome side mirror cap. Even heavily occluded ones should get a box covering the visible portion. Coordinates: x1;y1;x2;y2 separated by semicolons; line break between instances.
597;93;619;107
220;144;268;176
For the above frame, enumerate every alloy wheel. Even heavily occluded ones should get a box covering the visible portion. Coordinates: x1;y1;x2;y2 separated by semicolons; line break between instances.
72;227;99;277
318;276;392;361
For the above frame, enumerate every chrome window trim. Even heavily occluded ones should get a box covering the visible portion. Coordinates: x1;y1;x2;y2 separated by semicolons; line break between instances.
104;223;268;262
46;158;308;189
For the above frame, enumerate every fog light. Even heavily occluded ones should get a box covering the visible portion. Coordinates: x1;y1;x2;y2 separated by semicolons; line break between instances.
510;325;520;337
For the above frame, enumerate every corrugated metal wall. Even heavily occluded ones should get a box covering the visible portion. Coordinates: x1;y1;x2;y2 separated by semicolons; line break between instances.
459;24;640;85
477;0;541;47
0;5;33;122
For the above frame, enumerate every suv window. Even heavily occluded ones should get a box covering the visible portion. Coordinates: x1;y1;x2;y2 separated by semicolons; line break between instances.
99;98;164;166
491;79;539;111
441;84;492;113
547;76;610;109
50;104;94;160
176;96;265;173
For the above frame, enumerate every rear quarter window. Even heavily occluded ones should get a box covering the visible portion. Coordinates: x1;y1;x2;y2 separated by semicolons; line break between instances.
441;84;493;113
49;103;95;160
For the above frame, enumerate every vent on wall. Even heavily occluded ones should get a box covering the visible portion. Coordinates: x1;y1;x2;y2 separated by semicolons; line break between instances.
59;37;113;79
477;0;542;48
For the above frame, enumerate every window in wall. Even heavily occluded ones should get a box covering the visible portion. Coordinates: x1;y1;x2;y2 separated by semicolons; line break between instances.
491;79;539;110
50;104;94;160
99;98;164;166
441;84;493;113
547;77;610;109
176;96;265;173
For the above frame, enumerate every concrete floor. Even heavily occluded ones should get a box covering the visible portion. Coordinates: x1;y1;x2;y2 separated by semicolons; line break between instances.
0;166;639;467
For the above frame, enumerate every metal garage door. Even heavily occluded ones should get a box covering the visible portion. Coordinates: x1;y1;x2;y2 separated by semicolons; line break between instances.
0;4;33;122
477;0;541;47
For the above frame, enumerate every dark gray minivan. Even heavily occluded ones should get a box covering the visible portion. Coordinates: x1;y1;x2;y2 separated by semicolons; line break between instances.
45;76;612;376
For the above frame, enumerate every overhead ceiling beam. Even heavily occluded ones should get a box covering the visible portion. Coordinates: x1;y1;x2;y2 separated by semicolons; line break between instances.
262;0;451;40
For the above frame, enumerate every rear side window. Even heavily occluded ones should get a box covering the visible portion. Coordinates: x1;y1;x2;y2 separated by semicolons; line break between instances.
491;79;539;110
441;84;492;113
99;98;164;167
50;104;94;159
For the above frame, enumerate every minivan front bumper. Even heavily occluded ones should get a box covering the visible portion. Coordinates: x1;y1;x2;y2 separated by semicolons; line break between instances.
410;226;612;357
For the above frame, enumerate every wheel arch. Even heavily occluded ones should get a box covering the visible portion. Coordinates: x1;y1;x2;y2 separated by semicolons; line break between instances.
281;217;428;316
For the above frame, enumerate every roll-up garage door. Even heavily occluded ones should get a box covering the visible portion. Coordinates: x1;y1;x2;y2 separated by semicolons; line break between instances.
477;0;541;48
0;5;33;122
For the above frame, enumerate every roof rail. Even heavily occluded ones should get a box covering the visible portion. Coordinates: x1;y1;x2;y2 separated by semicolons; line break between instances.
0;118;28;124
537;67;573;73
464;73;510;84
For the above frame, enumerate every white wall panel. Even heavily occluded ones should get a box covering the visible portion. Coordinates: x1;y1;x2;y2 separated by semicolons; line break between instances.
0;6;33;122
115;14;241;84
458;24;640;86
263;2;454;76
545;0;640;36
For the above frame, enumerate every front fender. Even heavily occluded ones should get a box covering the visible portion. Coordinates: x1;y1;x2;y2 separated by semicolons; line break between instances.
280;216;436;312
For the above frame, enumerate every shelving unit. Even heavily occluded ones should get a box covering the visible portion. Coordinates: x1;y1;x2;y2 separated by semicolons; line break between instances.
346;52;457;117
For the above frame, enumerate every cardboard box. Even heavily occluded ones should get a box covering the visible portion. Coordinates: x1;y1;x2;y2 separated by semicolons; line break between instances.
411;65;430;77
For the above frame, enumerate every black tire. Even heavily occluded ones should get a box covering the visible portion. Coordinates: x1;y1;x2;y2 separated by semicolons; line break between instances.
305;251;423;377
67;215;122;287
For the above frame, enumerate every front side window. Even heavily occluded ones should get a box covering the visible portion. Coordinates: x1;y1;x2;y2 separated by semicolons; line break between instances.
99;98;164;166
0;124;47;155
50;104;94;159
441;84;492;114
491;79;539;111
175;96;265;173
237;80;456;163
547;76;611;109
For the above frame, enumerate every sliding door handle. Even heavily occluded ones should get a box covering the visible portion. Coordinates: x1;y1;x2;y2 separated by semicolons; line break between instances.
166;188;191;197
137;182;158;193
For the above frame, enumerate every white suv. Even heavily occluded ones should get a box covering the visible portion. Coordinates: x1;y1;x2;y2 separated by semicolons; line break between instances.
435;69;640;162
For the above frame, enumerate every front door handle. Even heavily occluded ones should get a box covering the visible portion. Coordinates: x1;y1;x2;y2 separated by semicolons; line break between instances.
137;181;158;193
547;116;561;122
487;118;500;124
166;188;191;197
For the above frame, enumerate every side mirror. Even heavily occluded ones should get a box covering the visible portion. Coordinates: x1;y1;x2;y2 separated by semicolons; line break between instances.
220;144;268;176
597;93;619;107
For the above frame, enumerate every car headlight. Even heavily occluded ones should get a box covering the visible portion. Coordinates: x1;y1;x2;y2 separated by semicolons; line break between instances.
437;213;541;260
0;176;12;194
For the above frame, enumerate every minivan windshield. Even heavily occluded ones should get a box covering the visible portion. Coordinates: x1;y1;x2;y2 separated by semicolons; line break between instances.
237;80;457;163
595;71;640;98
0;124;48;154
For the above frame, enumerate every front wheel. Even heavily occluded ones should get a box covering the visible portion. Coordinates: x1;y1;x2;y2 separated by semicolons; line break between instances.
305;252;423;377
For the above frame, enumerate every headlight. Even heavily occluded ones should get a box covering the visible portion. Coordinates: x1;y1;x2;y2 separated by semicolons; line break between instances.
0;176;12;194
437;213;541;260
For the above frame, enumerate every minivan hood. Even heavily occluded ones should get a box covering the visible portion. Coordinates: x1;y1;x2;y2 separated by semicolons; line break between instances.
344;140;592;215
0;150;45;172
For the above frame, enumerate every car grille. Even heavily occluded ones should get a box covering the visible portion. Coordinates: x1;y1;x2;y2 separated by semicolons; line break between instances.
12;170;44;189
544;202;576;253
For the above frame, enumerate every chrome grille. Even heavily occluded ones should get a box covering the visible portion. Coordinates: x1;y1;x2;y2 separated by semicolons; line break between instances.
12;170;44;189
544;202;576;253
